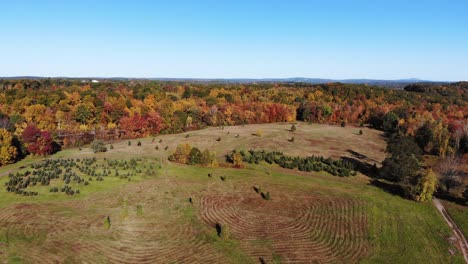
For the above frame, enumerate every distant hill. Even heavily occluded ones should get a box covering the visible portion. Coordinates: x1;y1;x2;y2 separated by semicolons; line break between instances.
0;76;451;88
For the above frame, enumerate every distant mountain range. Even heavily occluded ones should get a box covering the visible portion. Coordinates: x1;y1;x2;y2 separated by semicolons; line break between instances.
0;76;450;88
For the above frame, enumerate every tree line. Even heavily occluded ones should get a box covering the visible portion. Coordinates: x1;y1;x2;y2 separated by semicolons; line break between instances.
0;79;466;202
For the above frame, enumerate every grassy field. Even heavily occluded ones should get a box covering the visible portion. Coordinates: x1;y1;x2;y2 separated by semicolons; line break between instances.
0;122;465;263
443;201;468;238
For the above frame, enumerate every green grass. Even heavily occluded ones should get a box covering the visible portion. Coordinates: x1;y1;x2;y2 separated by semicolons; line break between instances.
167;163;462;263
443;201;468;238
0;123;464;263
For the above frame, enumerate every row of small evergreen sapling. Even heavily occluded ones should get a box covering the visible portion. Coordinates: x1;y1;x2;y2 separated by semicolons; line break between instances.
4;157;157;196
226;149;356;177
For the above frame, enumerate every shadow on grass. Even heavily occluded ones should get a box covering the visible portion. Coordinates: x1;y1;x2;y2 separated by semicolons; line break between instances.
341;156;379;178
368;179;405;197
341;151;408;198
435;191;467;206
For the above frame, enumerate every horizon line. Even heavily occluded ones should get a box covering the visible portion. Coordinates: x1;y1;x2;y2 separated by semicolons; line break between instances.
0;76;460;83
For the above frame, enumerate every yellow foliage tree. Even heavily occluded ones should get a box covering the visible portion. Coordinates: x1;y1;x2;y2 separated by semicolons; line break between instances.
201;149;218;167
169;143;192;164
232;151;243;168
0;129;18;166
416;169;438;202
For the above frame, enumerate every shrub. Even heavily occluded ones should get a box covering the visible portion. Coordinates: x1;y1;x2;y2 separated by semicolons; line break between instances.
110;144;114;149
137;141;142;146
128;141;131;146
188;147;202;165
216;137;221;141
253;186;261;193
201;150;218;167
290;124;296;132
253;130;263;137
289;137;295;142
215;223;222;237
359;130;363;135
104;216;111;229
221;225;231;240
341;121;346;127
261;191;271;200
91;140;107;153
226;150;243;168
168;143;192;163
232;151;243;168
136;205;143;216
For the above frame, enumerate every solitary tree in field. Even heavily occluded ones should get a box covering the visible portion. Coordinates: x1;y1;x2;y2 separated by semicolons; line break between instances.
91;140;107;153
104;216;111;229
290;124;296;132
136;205;143;216
215;223;222;237
254;130;263;137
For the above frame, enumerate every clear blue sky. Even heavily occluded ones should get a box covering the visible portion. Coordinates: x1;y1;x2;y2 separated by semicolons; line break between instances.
1;0;467;81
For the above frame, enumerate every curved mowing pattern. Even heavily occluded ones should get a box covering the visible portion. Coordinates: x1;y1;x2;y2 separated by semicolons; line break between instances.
200;194;369;263
0;201;226;263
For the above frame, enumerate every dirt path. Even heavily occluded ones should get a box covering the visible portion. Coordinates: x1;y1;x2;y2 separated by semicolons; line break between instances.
433;198;468;263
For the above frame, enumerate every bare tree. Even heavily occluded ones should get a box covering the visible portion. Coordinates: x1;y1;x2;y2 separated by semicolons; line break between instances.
436;156;464;194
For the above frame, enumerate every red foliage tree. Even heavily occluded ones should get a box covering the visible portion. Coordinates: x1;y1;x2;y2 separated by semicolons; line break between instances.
146;111;163;135
120;115;148;138
22;124;55;156
22;124;41;144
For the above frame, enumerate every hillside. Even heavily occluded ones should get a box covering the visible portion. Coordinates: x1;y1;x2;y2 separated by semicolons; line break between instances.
0;123;464;263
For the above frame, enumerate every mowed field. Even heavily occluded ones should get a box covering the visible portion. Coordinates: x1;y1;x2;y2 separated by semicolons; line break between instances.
0;123;464;263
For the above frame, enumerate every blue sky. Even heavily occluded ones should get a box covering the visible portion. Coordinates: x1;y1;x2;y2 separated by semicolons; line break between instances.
1;0;467;81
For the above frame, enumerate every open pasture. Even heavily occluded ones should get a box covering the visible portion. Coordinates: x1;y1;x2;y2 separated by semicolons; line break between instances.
0;123;463;263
